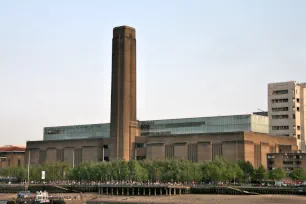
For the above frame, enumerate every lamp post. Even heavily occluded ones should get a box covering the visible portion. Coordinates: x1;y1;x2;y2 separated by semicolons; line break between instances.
72;149;75;168
102;147;105;162
27;150;30;185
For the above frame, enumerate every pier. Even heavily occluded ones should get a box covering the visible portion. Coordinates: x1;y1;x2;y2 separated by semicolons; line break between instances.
1;184;306;196
96;184;190;196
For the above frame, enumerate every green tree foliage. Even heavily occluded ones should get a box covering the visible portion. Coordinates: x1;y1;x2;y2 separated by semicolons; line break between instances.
0;167;27;179
238;160;254;181
252;164;267;182
288;168;306;181
201;157;244;183
0;158;267;184
268;168;285;180
128;160;148;181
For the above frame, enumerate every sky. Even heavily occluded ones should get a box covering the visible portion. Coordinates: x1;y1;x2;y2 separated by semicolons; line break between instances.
0;0;306;145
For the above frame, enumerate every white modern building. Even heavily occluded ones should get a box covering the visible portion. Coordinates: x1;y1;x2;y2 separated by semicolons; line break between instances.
268;81;306;151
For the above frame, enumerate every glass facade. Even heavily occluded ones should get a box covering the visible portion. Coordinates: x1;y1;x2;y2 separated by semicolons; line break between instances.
43;114;269;141
44;123;110;141
139;114;268;136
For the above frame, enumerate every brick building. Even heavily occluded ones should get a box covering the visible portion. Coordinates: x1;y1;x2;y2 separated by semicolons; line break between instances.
0;145;25;168
267;152;306;172
26;25;299;169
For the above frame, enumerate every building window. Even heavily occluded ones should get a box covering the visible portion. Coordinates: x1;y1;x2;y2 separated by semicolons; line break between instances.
283;161;293;165
136;143;145;148
273;90;288;95
297;126;301;130
103;145;108;149
136;156;146;160
18;160;21;167
293;114;296;119
104;157;109;162
297;107;300;112
297;98;300;103
272;115;289;119
272;126;289;130
272;99;288;103
272;107;289;112
297;134;301;139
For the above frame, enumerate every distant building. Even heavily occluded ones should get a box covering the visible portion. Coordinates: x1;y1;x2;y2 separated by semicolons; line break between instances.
268;81;306;151
26;26;299;169
43;114;269;141
267;152;306;172
253;111;268;117
0;145;25;168
27;131;297;169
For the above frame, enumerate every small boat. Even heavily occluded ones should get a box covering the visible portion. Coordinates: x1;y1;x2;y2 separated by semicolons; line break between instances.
35;191;50;203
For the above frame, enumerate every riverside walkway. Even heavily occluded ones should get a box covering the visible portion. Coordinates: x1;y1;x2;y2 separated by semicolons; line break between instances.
1;183;306;196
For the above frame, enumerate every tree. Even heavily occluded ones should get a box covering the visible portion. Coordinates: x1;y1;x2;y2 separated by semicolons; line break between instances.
202;162;222;183
252;164;266;182
289;168;306;181
268;168;285;180
128;160;148;181
238;160;254;181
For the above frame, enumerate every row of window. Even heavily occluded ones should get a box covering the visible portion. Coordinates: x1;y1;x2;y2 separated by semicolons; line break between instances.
271;98;300;105
0;159;21;167
272;126;289;130
272;98;288;103
283;161;302;165
272;107;288;112
271;114;297;120
272;90;289;95
272;126;301;131
272;115;288;119
271;106;300;112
